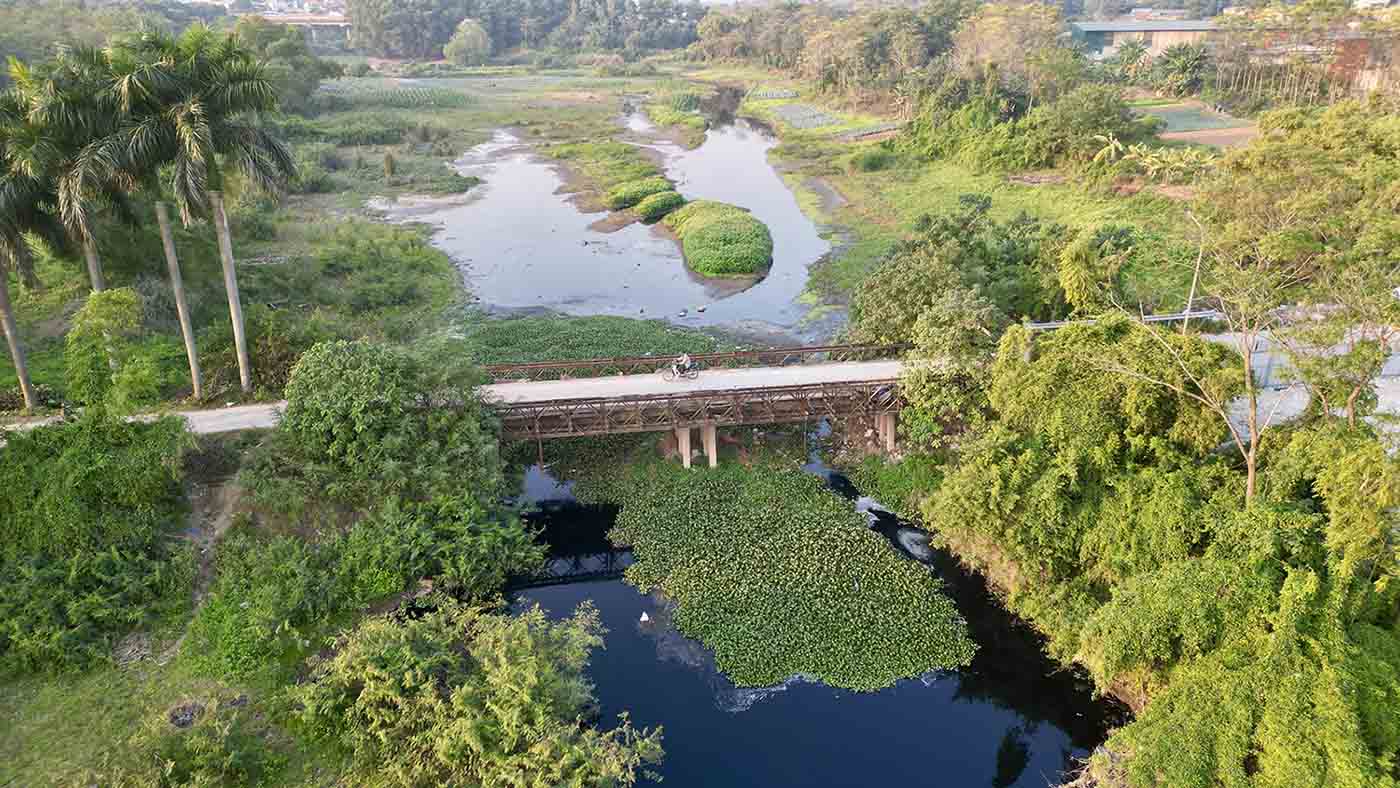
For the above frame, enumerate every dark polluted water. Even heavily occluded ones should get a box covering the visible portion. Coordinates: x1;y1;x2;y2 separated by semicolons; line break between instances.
510;466;1129;788
373;111;830;339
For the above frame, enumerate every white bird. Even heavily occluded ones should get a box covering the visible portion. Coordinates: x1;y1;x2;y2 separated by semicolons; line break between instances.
639;612;651;623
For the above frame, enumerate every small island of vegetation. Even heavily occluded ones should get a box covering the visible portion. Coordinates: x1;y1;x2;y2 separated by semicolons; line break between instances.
664;200;774;278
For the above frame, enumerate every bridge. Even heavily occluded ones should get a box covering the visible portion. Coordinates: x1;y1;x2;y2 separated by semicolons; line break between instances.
481;344;908;467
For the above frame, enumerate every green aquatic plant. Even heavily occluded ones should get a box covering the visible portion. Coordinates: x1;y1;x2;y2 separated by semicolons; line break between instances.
587;463;976;691
547;141;658;191
634;190;686;223
605;177;674;210
663;200;774;277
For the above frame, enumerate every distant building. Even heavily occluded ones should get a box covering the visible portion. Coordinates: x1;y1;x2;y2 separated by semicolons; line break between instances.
1071;19;1220;59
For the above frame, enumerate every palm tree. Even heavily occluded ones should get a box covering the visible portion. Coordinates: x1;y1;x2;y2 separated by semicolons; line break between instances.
0;86;74;411
75;26;295;395
11;48;128;294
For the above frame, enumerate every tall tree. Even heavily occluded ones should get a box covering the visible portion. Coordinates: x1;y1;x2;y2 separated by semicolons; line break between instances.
78;26;295;394
5;50;125;294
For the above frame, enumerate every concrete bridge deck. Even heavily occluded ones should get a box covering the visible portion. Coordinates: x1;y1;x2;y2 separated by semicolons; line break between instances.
479;360;905;404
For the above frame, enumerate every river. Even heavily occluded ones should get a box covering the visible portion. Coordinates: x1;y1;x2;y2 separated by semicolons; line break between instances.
405;97;1126;785
511;462;1127;788
377;103;831;340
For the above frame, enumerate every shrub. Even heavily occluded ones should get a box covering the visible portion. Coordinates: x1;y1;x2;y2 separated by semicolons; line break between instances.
295;601;663;787
0;416;192;673
604;176;674;210
199;306;346;398
275;339;502;505
334;496;544;604
182;529;339;679
64;288;149;410
590;463;976;690
634;190;686;223
184;495;542;680
663;200;774;277
849;146;896;172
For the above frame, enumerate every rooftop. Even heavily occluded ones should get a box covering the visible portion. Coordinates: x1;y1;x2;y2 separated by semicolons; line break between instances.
1071;20;1219;32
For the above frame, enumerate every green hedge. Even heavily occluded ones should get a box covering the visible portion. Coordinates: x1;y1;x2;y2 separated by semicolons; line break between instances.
663;200;774;277
604;177;674;210
634;190;686;223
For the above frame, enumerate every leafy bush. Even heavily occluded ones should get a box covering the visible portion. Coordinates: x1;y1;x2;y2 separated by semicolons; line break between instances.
182;529;340;679
849;146;896;172
271;340;502;506
605;176;674;210
335;496;544;603
184;495;542;680
199;306;347;399
588;463;976;690
64;288;156;411
295;601;663;787
634;190;686;223
850;195;1068;342
0;416;192;673
663;200;774;277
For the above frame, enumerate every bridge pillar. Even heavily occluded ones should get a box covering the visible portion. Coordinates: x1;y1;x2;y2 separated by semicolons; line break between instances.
878;412;897;454
675;426;693;469
702;422;718;468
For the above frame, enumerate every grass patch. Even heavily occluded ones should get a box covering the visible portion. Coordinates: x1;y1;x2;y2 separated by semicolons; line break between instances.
459;313;721;364
582;462;976;691
635;190;686;223
663;200;774;277
605;176;674;210
546;140;660;192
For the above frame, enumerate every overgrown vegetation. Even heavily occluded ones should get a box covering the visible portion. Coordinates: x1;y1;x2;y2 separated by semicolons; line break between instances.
295;600;663;787
581;462;975;691
663;200;774;277
605;176;674;210
635;190;686;223
0;415;192;674
458;313;721;365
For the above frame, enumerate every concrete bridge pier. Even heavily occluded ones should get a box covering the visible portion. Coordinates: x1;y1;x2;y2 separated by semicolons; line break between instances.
675;426;693;469
702;422;718;468
877;412;898;454
676;424;720;469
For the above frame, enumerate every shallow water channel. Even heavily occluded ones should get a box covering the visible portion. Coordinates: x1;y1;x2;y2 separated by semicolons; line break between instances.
379;108;830;339
510;464;1128;788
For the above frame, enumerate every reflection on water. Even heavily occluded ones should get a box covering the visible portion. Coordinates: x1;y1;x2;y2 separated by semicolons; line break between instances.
377;113;830;337
512;462;1128;788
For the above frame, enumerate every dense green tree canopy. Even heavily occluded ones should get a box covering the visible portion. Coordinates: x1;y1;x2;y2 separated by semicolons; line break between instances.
347;0;706;59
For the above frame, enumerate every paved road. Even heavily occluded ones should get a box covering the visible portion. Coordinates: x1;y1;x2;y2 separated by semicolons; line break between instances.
479;360;904;404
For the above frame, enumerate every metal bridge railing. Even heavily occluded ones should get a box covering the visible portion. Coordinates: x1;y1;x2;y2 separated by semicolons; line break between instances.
483;343;911;382
494;378;902;440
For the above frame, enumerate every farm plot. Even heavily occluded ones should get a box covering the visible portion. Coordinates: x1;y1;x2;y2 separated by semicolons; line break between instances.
769;103;841;130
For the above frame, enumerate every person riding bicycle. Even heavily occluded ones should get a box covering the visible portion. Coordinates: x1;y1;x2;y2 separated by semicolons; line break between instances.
671;353;696;379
